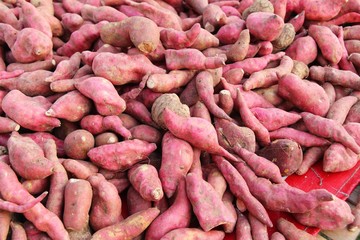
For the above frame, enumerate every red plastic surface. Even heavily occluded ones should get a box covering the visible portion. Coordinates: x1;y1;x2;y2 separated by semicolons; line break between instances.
224;160;360;239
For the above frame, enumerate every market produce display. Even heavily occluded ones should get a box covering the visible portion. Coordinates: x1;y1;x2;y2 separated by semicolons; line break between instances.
0;0;360;239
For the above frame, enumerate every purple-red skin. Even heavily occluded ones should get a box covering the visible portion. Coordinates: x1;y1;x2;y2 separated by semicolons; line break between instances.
126;186;152;215
62;158;99;180
246;12;284;41
125;99;158;128
57;22;101;57
6;59;55;72
88;174;123;231
145;177;192;239
323;143;359;172
276;218;316;240
63;178;93;231
250;107;301;131
296;146;326;175
213;156;273;227
91;207;160;240
160;23;201;49
235;88;271;146
81;4;127;23
87;139;157;171
165;48;226;70
269;127;331;147
214;117;257;153
326;96;358;124
196;70;232;121
234;146;284;183
128;163;164;202
45;90;92;122
243;55;294;91
2;90;61;132
92;52;166;86
186;172;236;231
235;160;334;213
160;132;193;198
75;76;126;116
0;69;53;97
7;132;55;180
293;195;355;230
0;161;69;240
301;112;360;154
162;108;239;162
224;52;285;74
285;36;318;65
278;73;330;116
309;25;342;64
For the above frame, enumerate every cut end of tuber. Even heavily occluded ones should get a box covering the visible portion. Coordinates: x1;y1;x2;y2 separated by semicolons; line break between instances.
45;109;56;117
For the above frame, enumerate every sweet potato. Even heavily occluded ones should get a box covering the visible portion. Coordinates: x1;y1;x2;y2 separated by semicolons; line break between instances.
248;213;268;240
257;138;303;176
242;0;274;19
61;158;98;180
146;70;196;93
22;178;49;195
160;132;193;198
215;118;257;153
6;59;55;72
278;73;330;116
235;211;252;240
126;186;151;220
63;179;93;231
10;222;27;240
45;90;92;122
293;195;354;230
0;3;21;30
323;143;359;172
276;218;316;240
88;174;123;231
309;66;360;90
91;207;160;240
102;115;132;139
0;23;53;63
308;25;343;64
243;55;294;91
235;160;334;213
224;52;285;74
272;23;296;52
250;107;301;131
213;156;273;227
202;4;227;32
348;199;360;231
101;16;159;54
165;48;225;70
7;132;55;180
42;139;68;219
160;23;201;49
207;166;227;197
215;17;246;45
0;161;69;239
128;163;164;202
57;22;102;57
81;4;127;23
234;146;283;183
74;76;126;116
235;88;271;146
345;101;360;123
285;36;317;65
45;52;81;83
63;129;94;160
301;112;360;154
122;0;182;30
162;108;238;162
269;127;331;148
92;52;165;85
60;13;84;32
296;146;326;175
2;90;60;131
246;12;284;41
145;177;192;239
186;172;236;231
87;139;157;171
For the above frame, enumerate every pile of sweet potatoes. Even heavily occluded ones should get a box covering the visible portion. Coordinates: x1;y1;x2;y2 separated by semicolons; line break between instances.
0;0;360;239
